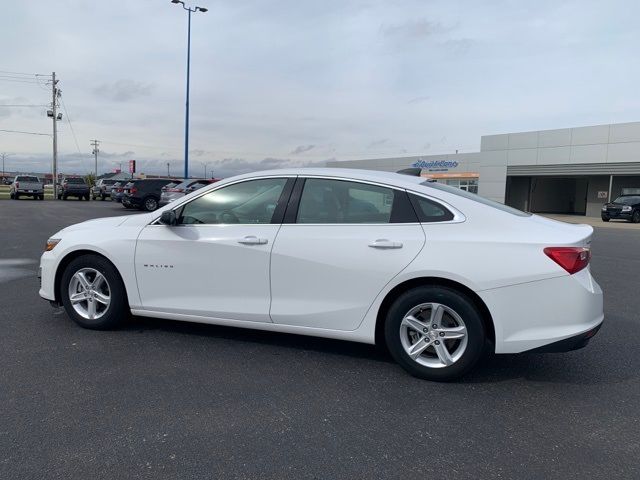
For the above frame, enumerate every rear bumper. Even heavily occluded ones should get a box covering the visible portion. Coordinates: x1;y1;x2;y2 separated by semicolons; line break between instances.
479;267;604;354
527;321;603;353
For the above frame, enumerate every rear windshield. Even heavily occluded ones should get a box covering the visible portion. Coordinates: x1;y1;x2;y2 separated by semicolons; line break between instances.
421;181;531;217
65;177;85;184
613;196;640;205
17;176;39;183
102;180;116;185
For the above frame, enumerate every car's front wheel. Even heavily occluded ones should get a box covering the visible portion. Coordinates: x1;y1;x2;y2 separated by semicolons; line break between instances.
60;254;129;330
632;210;640;223
384;286;486;381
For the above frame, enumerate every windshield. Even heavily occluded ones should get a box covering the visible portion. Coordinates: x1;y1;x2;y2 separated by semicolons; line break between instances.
421;181;531;217
613;196;640;205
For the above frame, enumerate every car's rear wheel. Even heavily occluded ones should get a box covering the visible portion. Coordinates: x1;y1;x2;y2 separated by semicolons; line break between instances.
60;255;128;330
602;217;610;222
384;286;486;381
143;196;158;212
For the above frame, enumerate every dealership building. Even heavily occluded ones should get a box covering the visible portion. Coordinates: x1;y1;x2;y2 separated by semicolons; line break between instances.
327;121;640;217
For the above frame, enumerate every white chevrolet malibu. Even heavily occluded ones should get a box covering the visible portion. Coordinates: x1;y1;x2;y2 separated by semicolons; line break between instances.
39;169;603;380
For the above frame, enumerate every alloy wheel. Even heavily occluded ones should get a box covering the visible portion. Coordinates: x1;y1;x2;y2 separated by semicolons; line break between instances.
399;302;468;368
68;268;111;320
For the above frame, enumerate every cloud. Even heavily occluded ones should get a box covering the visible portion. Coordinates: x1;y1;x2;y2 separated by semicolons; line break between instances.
290;145;315;155
93;79;155;102
408;96;430;104
381;19;452;39
367;139;388;148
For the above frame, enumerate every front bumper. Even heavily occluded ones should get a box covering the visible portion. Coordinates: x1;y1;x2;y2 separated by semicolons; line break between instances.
602;212;632;220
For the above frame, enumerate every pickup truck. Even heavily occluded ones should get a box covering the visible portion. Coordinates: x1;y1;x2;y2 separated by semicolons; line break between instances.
57;177;90;200
92;179;118;201
10;175;44;200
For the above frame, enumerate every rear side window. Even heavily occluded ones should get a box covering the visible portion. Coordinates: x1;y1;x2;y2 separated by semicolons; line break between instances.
297;179;394;224
421;181;531;217
409;194;454;222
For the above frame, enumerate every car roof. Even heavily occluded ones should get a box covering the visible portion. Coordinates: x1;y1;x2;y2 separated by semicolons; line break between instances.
224;168;426;189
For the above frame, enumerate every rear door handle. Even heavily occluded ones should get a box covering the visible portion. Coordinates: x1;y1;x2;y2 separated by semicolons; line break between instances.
368;239;403;249
238;236;268;245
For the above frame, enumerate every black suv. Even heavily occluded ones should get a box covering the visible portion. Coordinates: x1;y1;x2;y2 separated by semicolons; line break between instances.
122;178;173;211
58;177;90;200
601;194;640;223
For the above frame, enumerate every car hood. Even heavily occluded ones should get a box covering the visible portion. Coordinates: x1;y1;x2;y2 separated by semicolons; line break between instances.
57;215;132;235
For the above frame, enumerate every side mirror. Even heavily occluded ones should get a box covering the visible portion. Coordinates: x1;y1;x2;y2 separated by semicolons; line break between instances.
159;210;177;226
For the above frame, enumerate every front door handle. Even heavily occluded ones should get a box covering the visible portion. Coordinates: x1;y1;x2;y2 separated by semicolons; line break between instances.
368;239;403;249
238;236;268;245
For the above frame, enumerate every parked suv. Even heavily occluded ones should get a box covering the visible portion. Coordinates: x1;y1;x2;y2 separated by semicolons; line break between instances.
10;175;44;200
601;195;640;223
92;179;118;201
122;178;173;211
58;177;90;200
159;178;215;206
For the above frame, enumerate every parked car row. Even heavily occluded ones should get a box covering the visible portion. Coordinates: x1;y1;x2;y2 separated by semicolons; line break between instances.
109;178;219;211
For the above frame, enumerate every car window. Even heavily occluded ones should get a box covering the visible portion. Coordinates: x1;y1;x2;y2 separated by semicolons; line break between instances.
178;178;288;225
17;176;40;182
297;178;394;224
421;181;531;217
65;177;85;184
409;194;454;222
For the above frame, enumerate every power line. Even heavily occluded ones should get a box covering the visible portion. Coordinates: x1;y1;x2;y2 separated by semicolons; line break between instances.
0;129;52;136
0;70;50;76
60;97;82;155
0;104;47;107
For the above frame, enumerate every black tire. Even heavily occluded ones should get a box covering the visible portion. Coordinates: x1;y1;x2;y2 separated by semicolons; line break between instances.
602;217;610;222
85;194;90;201
60;254;129;330
632;211;640;224
142;196;159;212
92;196;96;201
63;195;68;200
10;192;14;199
384;286;486;381
14;193;19;200
101;194;106;201
39;195;44;200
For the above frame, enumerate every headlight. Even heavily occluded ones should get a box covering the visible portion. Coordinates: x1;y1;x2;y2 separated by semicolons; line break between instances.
622;205;632;212
601;206;607;211
45;238;61;252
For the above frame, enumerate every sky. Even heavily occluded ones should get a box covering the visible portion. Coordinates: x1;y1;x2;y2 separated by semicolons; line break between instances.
1;0;640;178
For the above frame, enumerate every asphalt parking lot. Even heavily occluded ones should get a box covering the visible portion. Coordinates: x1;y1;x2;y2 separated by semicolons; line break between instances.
1;200;639;479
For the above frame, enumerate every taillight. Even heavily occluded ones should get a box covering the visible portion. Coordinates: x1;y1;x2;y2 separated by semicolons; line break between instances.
167;188;183;193
15;182;19;188
544;247;591;274
130;187;137;195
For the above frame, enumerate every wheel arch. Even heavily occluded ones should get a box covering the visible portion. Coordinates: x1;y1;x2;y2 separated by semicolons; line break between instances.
374;276;496;351
53;249;129;306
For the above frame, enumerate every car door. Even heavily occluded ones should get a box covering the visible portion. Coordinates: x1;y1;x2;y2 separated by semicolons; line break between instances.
135;176;294;322
269;177;426;331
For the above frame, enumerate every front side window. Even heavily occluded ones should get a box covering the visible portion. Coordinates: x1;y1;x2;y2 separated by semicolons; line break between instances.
297;179;394;224
178;178;288;225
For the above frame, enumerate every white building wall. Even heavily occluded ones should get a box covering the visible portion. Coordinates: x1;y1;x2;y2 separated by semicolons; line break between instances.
327;121;640;205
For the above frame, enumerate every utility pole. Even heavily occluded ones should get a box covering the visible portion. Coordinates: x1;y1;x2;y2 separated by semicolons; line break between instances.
50;72;60;199
167;162;170;177
90;139;100;179
1;153;10;183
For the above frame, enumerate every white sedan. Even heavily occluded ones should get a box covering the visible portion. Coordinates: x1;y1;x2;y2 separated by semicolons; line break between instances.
39;169;603;381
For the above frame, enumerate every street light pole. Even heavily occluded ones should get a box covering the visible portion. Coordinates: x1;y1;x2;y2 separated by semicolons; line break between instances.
171;0;207;180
